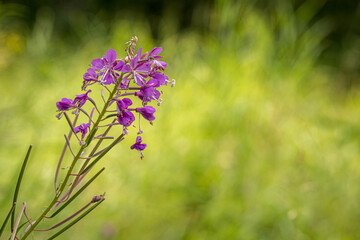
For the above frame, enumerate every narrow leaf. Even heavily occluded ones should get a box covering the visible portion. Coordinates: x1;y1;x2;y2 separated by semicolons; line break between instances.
63;112;81;142
85;128;97;147
0;203;15;238
80;134;124;175
49;167;105;218
101;114;117;121
47;199;105;240
11;145;32;232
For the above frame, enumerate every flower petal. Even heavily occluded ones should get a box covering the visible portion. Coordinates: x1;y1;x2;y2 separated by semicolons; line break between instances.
91;58;105;71
106;49;117;64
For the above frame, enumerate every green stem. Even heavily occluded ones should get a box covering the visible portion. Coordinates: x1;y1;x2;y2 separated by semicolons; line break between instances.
20;74;123;240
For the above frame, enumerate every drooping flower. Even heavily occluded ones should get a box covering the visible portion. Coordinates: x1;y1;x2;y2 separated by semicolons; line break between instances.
116;98;135;127
131;136;147;159
73;90;92;108
56;90;92;113
135;106;156;122
56;98;76;111
74;123;91;140
117;110;135;127
116;98;133;112
131;136;147;151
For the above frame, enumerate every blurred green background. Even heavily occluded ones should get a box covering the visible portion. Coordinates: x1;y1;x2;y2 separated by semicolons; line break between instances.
1;0;360;239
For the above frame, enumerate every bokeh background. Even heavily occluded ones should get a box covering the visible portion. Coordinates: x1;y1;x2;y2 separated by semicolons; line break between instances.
1;0;360;239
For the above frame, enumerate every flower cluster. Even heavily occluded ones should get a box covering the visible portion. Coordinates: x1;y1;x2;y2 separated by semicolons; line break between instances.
1;37;174;240
56;37;174;158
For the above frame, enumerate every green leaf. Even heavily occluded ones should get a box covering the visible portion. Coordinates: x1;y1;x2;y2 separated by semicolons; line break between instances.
80;134;123;175
0;203;16;238
11;145;32;232
49;167;105;218
46;199;105;240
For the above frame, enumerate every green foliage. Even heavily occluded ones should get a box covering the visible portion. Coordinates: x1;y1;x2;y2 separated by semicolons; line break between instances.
1;0;360;239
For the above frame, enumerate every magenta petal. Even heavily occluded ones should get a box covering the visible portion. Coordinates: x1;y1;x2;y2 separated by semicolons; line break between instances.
114;60;124;71
102;73;114;85
122;64;132;73
106;49;117;64
136;106;156;121
149;47;162;56
136;63;151;72
131;136;147;151
136;47;142;58
122;98;132;108
56;98;74;111
158;61;167;68
117;110;135;127
91;58;105;71
117;98;132;111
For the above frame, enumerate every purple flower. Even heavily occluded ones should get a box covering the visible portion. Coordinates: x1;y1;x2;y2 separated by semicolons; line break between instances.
73;90;92;108
147;47;167;70
117;110;135;127
122;47;152;86
134;79;161;104
56;90;91;112
91;49;124;85
148;47;162;57
116;98;135;127
116;98;133;112
56;98;76;111
136;106;156;121
131;136;147;151
74;123;91;140
82;68;99;90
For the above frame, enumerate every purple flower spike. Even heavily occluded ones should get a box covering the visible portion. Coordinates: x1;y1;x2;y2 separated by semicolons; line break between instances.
131;136;147;151
56;98;75;111
74;123;91;140
136;106;156;122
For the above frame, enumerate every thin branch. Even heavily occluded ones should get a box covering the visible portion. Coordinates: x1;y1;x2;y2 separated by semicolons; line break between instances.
88;98;101;114
46;199;105;240
64;112;81;143
79;108;95;124
48;168;105;218
11;202;26;240
64;135;76;158
80;134;124;175
55;114;79;193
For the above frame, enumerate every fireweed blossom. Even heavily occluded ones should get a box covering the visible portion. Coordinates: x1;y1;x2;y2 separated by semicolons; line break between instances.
56;90;92;116
74;123;91;143
2;37;174;240
131;136;147;159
